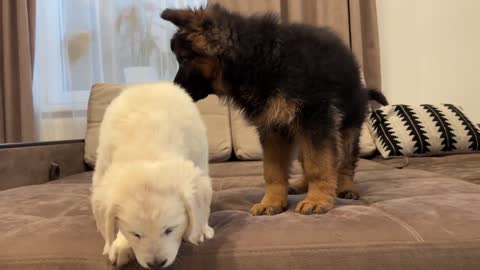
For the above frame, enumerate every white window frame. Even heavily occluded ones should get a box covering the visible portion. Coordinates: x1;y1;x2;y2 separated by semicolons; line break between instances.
34;0;103;113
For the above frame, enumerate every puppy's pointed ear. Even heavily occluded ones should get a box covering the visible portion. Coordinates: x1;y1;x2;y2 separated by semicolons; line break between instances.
161;8;196;28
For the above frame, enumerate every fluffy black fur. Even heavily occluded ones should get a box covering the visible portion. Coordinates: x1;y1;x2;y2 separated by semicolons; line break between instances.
165;6;386;133
162;5;388;213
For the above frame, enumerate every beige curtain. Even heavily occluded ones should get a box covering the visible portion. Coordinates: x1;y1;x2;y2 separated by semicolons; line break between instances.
348;0;381;90
0;0;36;143
209;0;381;90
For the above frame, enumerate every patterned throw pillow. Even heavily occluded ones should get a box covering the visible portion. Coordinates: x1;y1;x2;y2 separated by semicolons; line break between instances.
368;104;480;158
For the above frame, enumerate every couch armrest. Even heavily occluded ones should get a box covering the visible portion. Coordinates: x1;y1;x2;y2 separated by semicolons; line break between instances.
0;140;88;191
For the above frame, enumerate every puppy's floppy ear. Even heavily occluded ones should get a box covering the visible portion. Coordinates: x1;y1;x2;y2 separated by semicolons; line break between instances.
104;202;117;251
161;8;196;28
180;168;213;245
91;189;117;254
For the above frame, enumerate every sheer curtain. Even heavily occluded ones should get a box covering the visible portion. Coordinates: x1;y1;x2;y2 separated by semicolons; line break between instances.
33;0;206;141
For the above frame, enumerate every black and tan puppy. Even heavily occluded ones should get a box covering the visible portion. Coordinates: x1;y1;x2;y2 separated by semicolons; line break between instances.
161;5;388;216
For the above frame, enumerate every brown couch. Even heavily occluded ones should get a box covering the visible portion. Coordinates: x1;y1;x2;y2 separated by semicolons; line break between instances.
1;84;480;269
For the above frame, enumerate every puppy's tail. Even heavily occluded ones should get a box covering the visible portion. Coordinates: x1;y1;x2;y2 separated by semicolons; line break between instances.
367;88;389;106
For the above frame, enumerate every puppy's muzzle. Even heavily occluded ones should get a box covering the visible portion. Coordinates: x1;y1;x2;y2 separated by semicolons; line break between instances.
147;259;167;269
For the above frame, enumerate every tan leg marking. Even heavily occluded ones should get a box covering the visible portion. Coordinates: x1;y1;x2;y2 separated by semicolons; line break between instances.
295;135;337;215
288;147;308;194
336;128;361;200
250;131;294;216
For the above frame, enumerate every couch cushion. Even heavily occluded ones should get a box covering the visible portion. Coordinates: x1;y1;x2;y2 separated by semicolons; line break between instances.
49;159;391;191
373;153;480;185
2;160;480;270
84;83;232;167
229;108;263;160
0;183;104;270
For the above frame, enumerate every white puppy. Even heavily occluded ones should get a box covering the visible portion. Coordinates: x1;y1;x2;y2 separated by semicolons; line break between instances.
91;82;214;269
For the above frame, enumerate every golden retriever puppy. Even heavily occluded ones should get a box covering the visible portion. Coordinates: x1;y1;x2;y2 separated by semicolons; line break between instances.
91;82;214;269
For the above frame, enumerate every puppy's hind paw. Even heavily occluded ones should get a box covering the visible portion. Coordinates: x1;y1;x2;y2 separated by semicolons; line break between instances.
337;190;360;200
288;178;308;195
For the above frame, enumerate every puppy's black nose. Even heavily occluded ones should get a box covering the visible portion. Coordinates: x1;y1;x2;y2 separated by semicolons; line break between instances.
147;259;167;269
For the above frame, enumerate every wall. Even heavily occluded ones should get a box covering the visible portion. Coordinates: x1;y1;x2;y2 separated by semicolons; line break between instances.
376;0;480;123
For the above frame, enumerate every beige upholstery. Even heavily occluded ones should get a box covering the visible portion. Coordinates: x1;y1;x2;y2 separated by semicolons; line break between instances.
2;157;480;269
84;83;232;167
359;123;377;155
230;108;377;160
229;108;263;160
84;83;122;167
195;95;232;162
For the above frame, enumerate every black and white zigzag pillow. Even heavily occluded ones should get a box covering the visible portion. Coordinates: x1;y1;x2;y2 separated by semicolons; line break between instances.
367;104;480;158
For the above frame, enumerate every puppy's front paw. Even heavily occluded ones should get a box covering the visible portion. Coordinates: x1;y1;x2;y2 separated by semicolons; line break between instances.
249;202;285;216
186;231;203;245
202;225;214;240
295;198;333;215
187;226;213;245
102;243;110;255
108;236;134;267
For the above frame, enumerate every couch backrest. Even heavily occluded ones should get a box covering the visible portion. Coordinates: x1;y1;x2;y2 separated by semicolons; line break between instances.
84;83;231;168
84;81;378;167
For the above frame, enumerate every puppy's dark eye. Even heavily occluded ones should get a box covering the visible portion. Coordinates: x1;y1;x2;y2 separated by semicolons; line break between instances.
132;232;141;239
165;227;174;235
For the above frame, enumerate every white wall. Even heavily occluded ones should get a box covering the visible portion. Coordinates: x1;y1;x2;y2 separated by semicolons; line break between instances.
376;0;480;123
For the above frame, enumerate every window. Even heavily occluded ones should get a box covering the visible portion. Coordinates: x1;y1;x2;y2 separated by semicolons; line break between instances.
33;0;206;141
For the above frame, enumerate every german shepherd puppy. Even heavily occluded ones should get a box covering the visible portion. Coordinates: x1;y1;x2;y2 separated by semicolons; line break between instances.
161;4;388;216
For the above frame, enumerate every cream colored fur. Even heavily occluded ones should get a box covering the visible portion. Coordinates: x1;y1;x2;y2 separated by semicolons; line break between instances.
91;82;214;269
